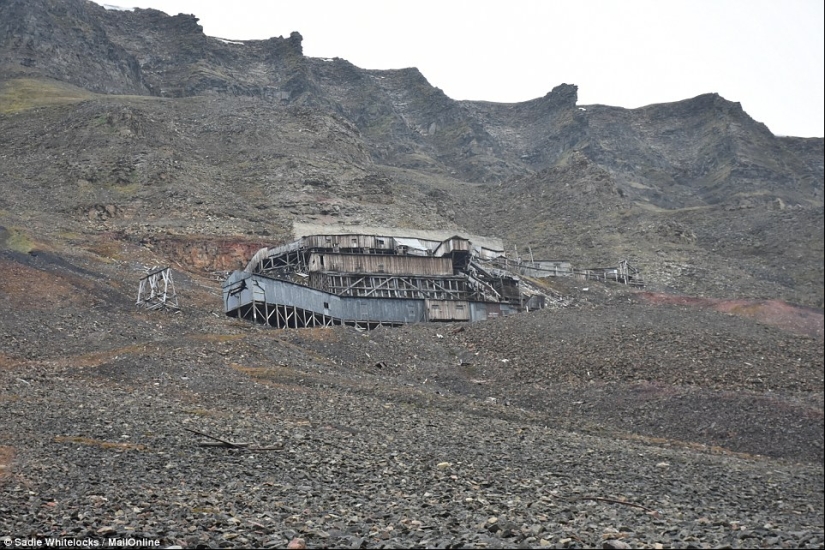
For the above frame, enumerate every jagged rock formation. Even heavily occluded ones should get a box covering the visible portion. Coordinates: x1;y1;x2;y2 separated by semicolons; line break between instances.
0;0;823;306
0;0;304;96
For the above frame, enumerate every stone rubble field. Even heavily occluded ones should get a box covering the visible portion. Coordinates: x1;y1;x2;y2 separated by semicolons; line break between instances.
1;275;822;549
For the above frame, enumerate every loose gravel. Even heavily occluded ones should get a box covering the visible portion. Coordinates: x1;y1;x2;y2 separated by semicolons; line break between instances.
1;262;822;548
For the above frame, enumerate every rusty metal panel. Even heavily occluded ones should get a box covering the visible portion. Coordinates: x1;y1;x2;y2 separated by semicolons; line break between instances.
467;301;512;321
223;270;252;312
426;299;470;321
469;301;487;322
223;272;428;324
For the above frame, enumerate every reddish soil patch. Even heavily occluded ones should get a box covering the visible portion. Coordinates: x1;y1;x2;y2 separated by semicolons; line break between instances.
0;258;82;309
149;237;270;271
638;292;824;337
0;353;18;370
0;446;13;480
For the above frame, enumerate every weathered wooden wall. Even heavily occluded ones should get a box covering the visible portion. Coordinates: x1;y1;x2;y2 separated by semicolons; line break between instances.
308;253;454;276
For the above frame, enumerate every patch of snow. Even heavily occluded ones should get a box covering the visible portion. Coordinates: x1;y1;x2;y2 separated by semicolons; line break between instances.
215;38;244;45
102;3;134;11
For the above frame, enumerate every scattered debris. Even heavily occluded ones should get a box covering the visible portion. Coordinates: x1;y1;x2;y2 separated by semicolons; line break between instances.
184;427;250;449
183;427;282;452
570;496;659;515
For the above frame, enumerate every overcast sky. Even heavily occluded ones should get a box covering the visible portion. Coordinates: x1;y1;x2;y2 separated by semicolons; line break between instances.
93;0;824;138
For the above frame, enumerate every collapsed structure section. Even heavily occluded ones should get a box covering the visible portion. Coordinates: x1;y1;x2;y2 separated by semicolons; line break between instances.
223;233;533;329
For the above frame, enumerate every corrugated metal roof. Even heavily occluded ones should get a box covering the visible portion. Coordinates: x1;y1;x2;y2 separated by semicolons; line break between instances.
393;238;428;251
293;222;505;252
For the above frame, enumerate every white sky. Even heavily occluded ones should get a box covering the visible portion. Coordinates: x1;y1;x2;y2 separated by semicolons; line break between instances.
93;0;824;138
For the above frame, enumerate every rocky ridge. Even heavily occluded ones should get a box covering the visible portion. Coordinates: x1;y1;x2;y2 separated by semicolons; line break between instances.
1;0;822;306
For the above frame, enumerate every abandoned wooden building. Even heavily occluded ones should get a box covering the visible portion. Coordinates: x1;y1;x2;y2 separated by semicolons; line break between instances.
222;230;531;329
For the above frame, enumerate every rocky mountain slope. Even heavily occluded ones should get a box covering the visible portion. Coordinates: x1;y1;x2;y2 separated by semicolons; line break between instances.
1;0;822;306
0;1;823;547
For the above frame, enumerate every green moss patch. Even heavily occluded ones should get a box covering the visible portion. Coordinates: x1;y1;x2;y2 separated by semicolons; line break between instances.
0;78;94;113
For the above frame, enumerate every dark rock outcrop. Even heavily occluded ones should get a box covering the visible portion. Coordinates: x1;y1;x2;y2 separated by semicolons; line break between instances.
3;0;820;204
0;0;822;306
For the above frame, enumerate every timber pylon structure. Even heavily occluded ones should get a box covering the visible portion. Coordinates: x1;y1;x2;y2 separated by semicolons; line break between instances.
137;267;180;311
